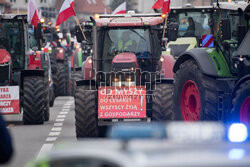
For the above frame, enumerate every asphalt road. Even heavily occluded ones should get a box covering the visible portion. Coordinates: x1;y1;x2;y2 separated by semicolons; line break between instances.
1;97;76;167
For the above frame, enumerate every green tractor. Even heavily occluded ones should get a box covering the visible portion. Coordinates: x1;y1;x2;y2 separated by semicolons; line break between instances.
172;0;250;124
164;0;214;58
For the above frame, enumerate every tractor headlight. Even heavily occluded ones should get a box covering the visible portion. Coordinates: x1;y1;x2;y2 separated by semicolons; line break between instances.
160;56;164;62
228;123;248;142
59;49;63;53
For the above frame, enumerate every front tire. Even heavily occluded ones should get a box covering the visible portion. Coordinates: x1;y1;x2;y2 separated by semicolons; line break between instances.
152;83;173;121
75;85;98;138
23;76;45;125
173;60;217;121
231;80;250;125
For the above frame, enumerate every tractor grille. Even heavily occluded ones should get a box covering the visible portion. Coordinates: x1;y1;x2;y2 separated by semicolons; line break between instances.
0;63;10;84
112;63;136;72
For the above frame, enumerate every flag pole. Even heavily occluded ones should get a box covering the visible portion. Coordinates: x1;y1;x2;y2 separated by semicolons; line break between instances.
162;13;168;39
69;0;87;41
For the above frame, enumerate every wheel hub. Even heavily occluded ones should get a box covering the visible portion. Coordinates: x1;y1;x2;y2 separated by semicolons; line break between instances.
240;97;250;125
181;80;201;121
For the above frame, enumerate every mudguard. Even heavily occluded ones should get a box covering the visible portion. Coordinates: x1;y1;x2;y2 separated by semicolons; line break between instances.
160;54;175;79
20;70;45;89
173;48;218;77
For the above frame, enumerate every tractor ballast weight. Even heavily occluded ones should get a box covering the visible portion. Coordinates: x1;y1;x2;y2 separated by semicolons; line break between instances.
74;13;175;138
172;1;250;124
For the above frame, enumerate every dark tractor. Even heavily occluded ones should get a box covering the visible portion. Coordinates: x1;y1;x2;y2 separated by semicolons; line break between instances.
0;14;50;124
172;1;250;125
74;13;175;138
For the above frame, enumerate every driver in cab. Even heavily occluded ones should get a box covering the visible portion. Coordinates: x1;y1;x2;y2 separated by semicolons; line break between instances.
118;31;134;51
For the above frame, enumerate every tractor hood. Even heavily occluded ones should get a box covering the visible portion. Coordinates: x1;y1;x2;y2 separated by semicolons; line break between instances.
0;49;11;64
166;37;197;58
112;52;138;64
237;30;250;56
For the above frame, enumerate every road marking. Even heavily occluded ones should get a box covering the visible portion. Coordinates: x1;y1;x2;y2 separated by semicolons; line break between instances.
63;105;71;109
46;137;57;142
54;122;63;127
57;115;66;118
64;103;72;106
37;143;53;158
51;127;62;131
60;111;68;115
49;131;60;136
62;108;70;111
56;118;65;122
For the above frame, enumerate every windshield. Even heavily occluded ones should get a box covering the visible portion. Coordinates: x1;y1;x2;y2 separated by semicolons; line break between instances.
0;21;24;69
178;12;211;38
101;28;152;72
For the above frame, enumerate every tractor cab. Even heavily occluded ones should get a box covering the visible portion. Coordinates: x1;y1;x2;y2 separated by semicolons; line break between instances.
85;13;166;87
165;0;213;58
0;15;28;85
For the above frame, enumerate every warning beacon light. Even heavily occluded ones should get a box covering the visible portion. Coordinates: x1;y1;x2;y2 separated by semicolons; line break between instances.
228;123;248;142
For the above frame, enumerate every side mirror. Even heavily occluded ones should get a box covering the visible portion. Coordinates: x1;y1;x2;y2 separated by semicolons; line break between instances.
35;23;42;40
166;22;179;42
75;25;85;43
237;25;247;45
75;25;92;43
220;18;231;41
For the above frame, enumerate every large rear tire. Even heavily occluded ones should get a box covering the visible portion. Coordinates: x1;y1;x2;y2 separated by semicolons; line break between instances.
152;83;173;121
50;53;58;97
57;62;67;96
231;80;250;125
75;85;98;138
71;70;82;97
23;76;45;125
173;60;217;121
44;62;50;122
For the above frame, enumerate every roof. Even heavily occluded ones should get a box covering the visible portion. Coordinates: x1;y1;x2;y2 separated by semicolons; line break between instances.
95;14;164;27
55;0;112;14
0;14;27;20
215;1;250;11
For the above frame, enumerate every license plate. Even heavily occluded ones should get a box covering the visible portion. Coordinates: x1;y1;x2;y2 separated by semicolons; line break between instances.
98;86;146;119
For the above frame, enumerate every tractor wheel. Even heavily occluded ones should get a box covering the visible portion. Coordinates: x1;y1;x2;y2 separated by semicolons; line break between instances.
72;70;82;97
231;80;250;125
64;60;70;96
23;76;45;125
44;62;50;122
152;83;173;121
57;63;67;96
75;85;98;138
173;59;217;121
50;54;58;97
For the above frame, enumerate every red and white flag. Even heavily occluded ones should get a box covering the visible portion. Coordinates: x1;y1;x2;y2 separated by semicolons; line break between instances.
162;0;171;14
28;0;40;28
112;2;126;15
56;0;76;26
152;0;164;9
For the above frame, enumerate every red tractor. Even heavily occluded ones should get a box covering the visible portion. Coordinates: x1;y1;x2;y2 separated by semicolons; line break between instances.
0;14;50;124
74;13;175;137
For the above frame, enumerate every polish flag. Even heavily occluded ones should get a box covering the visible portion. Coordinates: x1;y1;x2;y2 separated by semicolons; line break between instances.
152;0;164;9
162;0;171;14
112;2;126;15
28;0;40;28
56;0;76;26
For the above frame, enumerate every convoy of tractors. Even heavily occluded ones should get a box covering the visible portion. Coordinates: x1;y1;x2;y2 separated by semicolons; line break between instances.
0;0;249;138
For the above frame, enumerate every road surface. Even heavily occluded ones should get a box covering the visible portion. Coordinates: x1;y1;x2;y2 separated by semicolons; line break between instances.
1;97;75;167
